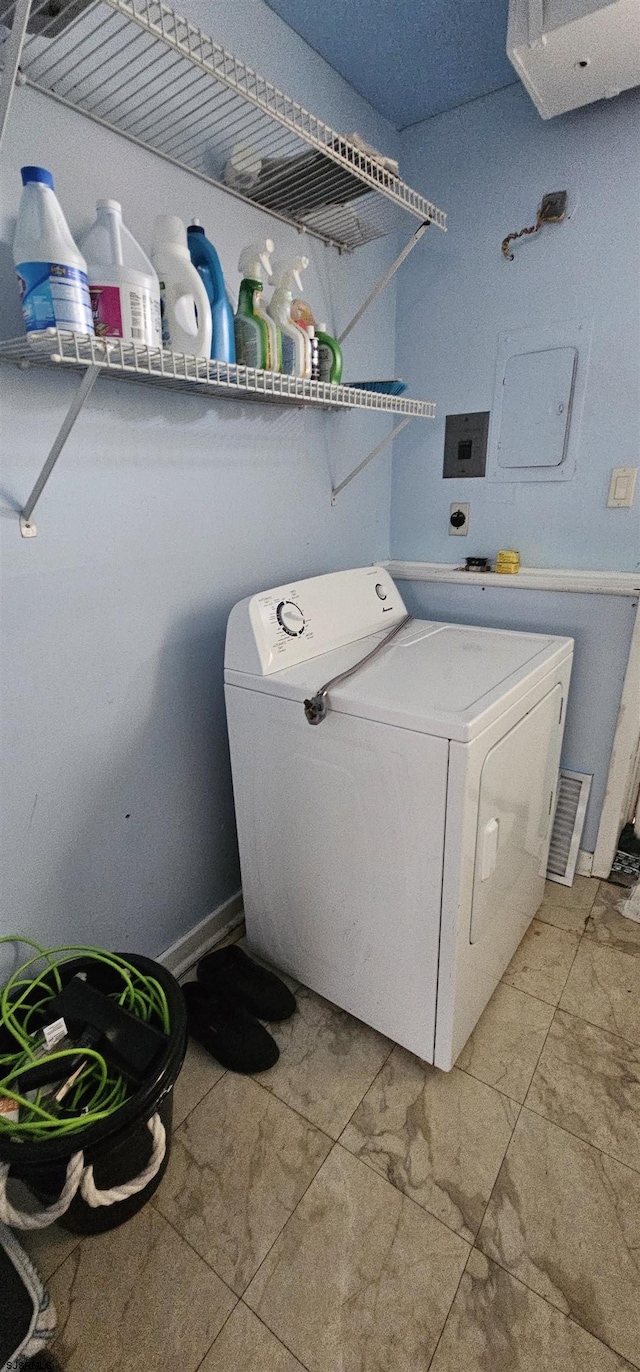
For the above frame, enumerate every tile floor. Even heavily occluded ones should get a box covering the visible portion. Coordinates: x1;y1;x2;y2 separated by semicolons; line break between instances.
21;875;640;1371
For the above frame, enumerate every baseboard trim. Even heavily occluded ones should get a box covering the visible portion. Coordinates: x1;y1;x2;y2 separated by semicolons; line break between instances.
576;849;594;877
159;889;244;980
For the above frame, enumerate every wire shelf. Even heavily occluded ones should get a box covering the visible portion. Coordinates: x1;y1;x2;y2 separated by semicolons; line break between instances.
0;0;446;251
0;331;436;415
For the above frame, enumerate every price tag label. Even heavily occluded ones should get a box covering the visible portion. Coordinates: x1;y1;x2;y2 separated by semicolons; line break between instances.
43;1016;67;1049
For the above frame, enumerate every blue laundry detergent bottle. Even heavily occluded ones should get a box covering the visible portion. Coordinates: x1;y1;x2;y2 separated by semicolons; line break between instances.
187;220;236;364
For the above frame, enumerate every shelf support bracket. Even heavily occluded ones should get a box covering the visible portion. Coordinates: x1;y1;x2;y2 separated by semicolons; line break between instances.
331;416;412;504
20;363;101;537
337;221;430;346
0;0;31;154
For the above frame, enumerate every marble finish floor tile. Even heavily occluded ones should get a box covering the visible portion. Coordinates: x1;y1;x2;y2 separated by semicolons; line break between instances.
430;1248;634;1372
502;920;580;1005
201;1302;306;1372
560;940;640;1046
172;1038;225;1129
49;1203;235;1372
544;875;600;909
526;1009;640;1170
245;1145;469;1372
340;1046;518;1241
256;986;392;1138
477;1108;640;1366
18;1216;81;1283
536;876;598;933
155;1072;331;1294
584;881;640;960
457;982;554;1103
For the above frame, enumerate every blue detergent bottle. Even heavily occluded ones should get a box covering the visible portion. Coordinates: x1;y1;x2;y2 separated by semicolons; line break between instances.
187;220;236;364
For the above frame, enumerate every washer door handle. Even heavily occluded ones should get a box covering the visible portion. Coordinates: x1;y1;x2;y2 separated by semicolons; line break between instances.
481;818;500;882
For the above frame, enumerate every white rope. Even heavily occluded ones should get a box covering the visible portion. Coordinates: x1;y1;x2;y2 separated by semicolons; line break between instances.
0;1113;166;1226
80;1114;166;1208
0;1152;83;1230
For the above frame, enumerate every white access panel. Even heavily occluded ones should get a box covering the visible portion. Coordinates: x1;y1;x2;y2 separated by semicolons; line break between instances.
488;319;593;484
497;348;577;469
225;685;449;1060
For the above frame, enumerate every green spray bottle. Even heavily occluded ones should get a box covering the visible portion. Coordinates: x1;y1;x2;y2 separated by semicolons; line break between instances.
234;239;281;371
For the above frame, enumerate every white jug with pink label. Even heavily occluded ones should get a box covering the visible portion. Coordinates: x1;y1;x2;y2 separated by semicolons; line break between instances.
79;200;161;348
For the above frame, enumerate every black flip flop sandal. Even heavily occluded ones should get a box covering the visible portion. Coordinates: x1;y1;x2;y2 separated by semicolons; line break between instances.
183;981;279;1073
197;945;297;1022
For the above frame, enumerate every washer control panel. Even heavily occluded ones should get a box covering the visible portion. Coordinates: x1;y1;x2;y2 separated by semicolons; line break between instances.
247;566;406;675
276;600;306;636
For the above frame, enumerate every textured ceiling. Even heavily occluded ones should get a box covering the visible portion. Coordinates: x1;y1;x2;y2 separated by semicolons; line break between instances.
265;0;517;129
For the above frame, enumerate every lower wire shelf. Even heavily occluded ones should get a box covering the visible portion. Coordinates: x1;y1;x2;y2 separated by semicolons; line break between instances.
0;329;435;417
0;330;435;535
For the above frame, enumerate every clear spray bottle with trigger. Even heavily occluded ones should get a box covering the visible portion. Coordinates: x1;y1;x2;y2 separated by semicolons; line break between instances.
267;256;312;379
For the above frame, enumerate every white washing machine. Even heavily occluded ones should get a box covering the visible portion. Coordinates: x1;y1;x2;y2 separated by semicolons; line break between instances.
225;567;573;1069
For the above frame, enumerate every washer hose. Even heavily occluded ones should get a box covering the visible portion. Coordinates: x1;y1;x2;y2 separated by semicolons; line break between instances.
304;614;412;724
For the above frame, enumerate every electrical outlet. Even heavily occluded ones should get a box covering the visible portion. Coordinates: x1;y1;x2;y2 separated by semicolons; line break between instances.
449;502;469;535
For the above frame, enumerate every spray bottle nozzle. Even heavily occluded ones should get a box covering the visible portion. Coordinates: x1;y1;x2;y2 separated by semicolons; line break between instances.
269;255;309;295
238;238;275;284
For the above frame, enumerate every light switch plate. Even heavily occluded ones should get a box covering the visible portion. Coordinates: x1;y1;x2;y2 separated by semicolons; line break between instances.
607;467;637;509
449;502;470;535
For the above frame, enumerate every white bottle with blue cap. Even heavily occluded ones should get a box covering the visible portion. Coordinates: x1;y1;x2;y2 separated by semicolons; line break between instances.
13;166;94;337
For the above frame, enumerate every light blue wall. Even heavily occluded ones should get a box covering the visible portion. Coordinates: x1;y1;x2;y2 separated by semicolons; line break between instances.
391;81;640;572
0;1;399;964
390;83;640;852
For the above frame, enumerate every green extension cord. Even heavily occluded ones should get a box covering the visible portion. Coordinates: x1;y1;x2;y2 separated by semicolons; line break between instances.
0;937;170;1140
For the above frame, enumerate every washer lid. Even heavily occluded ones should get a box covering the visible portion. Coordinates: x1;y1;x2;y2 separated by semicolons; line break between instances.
225;619;573;740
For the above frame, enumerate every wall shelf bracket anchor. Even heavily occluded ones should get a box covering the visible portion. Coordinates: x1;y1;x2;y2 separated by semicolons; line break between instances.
19;363;102;537
331;416;412;504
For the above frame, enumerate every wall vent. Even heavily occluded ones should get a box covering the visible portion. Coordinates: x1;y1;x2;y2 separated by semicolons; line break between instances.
547;770;592;886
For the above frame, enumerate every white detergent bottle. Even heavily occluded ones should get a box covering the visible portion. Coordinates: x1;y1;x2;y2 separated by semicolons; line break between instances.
13;165;94;337
151;214;212;358
79;200;161;348
268;256;311;378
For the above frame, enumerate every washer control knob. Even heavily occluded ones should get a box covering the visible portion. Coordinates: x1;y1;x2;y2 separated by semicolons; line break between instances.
375;583;387;601
277;600;305;636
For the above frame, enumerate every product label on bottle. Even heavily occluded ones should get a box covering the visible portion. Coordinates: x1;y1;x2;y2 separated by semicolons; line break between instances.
90;283;162;348
280;333;296;376
16;261;94;335
89;284;123;338
234;315;261;368
317;341;332;383
159;280;171;346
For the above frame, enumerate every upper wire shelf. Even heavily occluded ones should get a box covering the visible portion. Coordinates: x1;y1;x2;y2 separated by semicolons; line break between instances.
0;0;447;251
0;330;436;415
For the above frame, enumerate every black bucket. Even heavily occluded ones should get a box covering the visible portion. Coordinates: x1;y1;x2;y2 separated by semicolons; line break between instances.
0;953;187;1234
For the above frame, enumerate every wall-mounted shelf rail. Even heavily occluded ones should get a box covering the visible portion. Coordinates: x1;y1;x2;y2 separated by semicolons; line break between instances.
0;330;435;533
0;0;446;252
